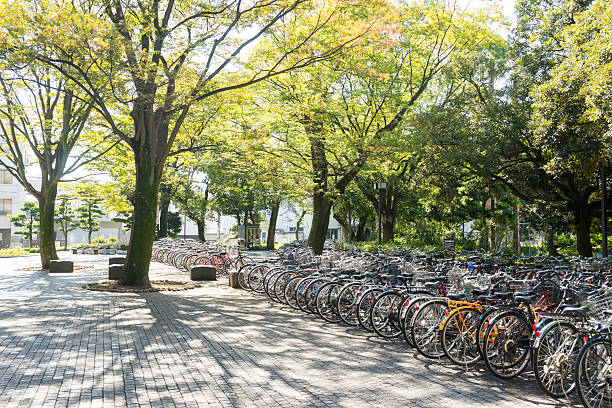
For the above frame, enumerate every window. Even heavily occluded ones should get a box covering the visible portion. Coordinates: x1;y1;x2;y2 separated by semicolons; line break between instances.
289;226;304;233
0;169;12;184
326;228;339;240
0;199;11;215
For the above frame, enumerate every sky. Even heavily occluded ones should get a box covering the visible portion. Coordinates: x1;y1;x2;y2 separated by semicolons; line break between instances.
459;0;518;36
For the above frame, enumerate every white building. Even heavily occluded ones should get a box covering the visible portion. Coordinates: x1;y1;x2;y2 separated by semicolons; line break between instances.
175;202;342;246
0;172;128;248
0;168;27;248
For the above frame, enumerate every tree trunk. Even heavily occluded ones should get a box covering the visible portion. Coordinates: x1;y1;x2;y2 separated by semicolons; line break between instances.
266;201;280;250
308;192;332;255
481;198;489;251
196;220;206;241
355;215;368;241
333;214;353;242
157;183;171;239
63;228;68;251
512;205;520;254
88;229;92;245
575;206;593;257
381;214;395;242
546;230;558;256
38;183;59;269
123;158;159;286
296;210;306;241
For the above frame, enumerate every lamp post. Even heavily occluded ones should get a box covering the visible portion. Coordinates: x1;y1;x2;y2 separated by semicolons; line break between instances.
183;198;187;241
375;182;387;245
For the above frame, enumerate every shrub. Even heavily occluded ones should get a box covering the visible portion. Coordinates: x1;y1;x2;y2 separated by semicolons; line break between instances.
0;246;30;257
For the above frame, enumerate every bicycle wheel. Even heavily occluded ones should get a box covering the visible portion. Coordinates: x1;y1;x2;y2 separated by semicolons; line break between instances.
357;287;384;331
283;276;302;310
575;334;612;408
483;310;532;379
371;291;403;338
274;271;296;304
402;296;432;347
247;265;267;293
441;307;483;366
295;277;315;313
476;305;513;359
304;279;328;314
533;320;580;398
316;282;342;323
410;299;449;359
337;283;360;325
237;263;255;290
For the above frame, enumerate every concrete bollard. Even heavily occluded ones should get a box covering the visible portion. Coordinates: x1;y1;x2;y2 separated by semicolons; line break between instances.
228;271;241;288
190;266;217;281
109;265;124;280
109;256;126;265
49;260;74;273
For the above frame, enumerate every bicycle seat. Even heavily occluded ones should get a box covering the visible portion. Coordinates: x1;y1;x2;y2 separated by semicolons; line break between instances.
330;270;343;277
515;295;536;304
471;289;488;296
558;303;580;310
353;274;365;280
493;292;512;299
365;272;378;278
380;274;394;280
562;306;589;319
447;293;465;301
477;295;495;302
424;282;440;289
515;291;534;297
318;268;331;274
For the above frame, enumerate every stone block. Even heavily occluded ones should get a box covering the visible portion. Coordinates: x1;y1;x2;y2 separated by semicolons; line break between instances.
109;265;124;280
72;249;78;254
109;256;126;265
191;265;217;281
228;271;241;288
49;260;73;273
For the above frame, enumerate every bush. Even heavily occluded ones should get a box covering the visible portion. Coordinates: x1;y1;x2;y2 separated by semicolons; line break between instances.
0;246;30;257
28;247;40;253
119;244;128;250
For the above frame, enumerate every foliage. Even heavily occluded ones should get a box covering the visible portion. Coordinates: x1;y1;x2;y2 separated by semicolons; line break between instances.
166;212;182;239
0;246;30;257
9;202;39;248
74;185;106;244
55;195;78;250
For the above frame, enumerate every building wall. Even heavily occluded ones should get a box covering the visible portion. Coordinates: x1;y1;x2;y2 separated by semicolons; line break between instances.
0;169;27;248
175;201;343;245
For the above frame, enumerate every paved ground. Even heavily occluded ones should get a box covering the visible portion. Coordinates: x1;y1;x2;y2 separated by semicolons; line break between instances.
0;253;575;407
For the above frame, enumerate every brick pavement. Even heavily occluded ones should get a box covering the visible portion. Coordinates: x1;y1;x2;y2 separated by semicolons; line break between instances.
0;253;576;407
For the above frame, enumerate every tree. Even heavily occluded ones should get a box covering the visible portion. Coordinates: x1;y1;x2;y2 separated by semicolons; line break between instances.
8;0;368;285
9;202;40;248
253;0;501;254
0;62;106;267
166;212;182;239
174;177;209;241
55;195;77;250
75;186;105;244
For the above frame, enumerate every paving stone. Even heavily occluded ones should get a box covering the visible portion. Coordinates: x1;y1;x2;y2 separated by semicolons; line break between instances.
0;253;578;407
